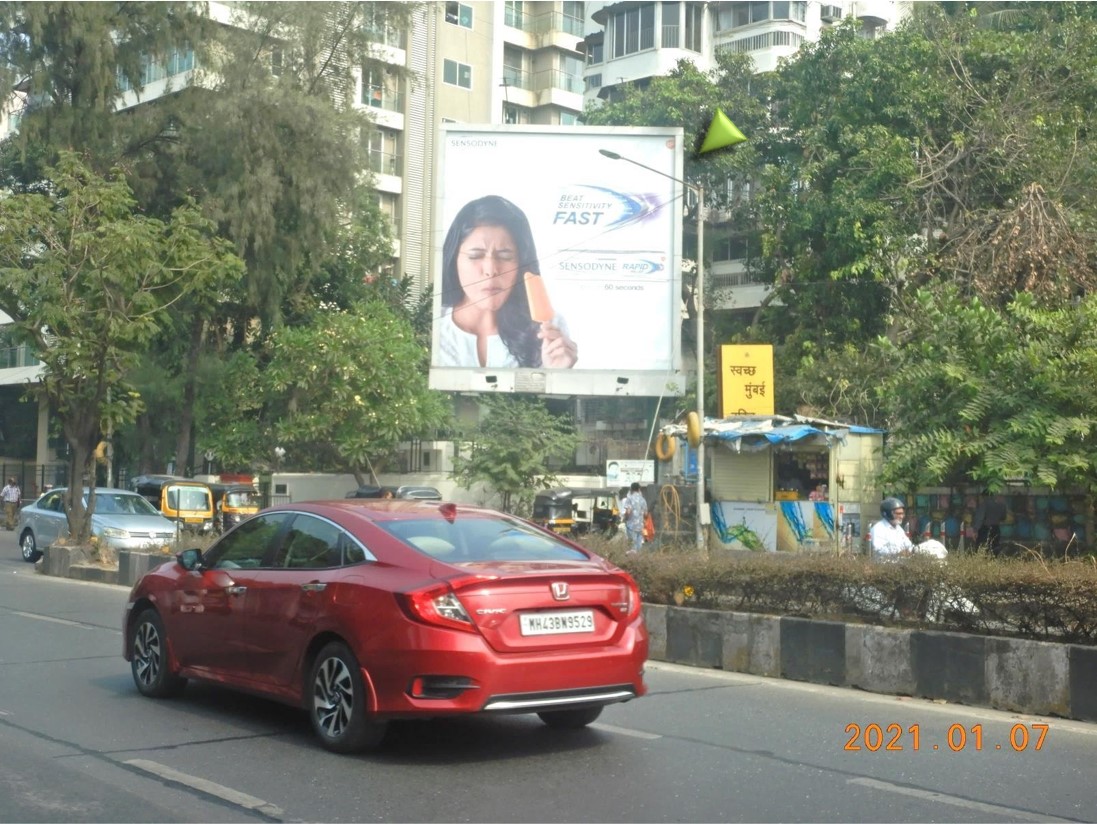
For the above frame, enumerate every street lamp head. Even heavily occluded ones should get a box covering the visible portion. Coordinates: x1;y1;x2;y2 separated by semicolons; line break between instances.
598;149;622;160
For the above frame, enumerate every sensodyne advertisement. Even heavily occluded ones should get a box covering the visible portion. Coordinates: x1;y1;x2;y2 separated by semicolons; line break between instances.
430;125;686;396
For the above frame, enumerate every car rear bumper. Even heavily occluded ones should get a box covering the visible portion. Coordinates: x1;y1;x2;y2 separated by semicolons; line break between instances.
480;684;638;713
361;621;648;718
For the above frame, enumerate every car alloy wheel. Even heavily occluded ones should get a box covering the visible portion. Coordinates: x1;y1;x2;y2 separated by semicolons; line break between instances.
308;641;386;753
131;610;186;698
537;706;604;730
20;531;41;563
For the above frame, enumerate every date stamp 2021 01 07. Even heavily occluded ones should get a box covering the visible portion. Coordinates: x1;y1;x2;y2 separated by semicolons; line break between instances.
844;722;1049;753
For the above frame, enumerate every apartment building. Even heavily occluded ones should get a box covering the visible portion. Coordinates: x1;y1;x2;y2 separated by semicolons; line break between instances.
580;1;908;314
371;1;586;298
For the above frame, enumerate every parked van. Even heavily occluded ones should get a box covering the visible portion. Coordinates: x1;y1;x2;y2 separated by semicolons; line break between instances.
130;475;215;533
208;482;260;532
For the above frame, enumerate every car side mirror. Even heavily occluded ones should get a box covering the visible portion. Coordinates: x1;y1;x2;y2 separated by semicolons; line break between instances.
177;547;204;571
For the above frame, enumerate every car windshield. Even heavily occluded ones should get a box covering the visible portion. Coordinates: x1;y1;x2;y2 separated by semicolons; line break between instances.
89;493;161;516
379;515;589;562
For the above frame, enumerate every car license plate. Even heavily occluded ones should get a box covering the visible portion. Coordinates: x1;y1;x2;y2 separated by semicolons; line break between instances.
184;517;203;524
520;609;595;636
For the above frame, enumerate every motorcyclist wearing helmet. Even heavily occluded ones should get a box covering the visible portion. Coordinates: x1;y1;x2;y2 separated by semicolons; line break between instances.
870;496;913;558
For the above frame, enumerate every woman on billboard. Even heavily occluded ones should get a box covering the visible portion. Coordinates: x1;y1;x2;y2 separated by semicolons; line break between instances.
436;195;578;369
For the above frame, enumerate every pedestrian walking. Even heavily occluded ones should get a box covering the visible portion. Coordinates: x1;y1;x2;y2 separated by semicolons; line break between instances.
622;482;648;554
2;477;21;530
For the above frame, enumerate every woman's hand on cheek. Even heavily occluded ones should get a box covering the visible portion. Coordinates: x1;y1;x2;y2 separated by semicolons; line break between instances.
538;322;578;368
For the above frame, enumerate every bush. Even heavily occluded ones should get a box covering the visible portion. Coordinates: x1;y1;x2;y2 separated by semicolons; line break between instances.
579;536;1097;644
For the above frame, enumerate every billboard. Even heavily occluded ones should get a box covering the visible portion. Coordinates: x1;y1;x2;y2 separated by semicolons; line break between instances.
429;125;687;397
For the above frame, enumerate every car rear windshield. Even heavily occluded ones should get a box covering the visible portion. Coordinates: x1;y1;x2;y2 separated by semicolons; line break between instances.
379;516;589;562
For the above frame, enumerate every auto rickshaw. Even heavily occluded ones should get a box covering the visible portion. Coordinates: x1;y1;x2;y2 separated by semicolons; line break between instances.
130;474;215;533
531;487;620;537
208;482;260;532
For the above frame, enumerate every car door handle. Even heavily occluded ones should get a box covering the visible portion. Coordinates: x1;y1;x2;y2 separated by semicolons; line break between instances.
301;582;327;592
225;585;247;596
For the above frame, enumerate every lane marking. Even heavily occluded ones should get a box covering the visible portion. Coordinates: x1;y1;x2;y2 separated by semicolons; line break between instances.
591;722;662;740
11;611;94;629
848;777;1074;822
124;758;285;819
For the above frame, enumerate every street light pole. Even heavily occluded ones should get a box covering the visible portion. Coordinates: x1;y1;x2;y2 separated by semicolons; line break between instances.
598;149;707;549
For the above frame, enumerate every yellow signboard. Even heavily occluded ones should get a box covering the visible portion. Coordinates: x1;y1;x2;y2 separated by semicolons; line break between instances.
718;344;774;416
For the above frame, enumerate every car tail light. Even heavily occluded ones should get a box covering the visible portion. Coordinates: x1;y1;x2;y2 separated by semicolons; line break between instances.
617;574;642;622
399;576;482;633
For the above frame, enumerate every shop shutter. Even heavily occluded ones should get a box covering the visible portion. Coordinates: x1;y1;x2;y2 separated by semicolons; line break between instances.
711;449;771;502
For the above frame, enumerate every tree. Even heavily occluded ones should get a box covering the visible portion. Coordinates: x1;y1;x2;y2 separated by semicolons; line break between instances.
877;287;1097;541
1;1;417;477
0;1;208;184
259;300;449;485
583;51;768;407
451;396;581;515
0;153;243;542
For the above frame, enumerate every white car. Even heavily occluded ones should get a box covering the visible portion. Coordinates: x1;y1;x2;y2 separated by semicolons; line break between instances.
18;487;178;562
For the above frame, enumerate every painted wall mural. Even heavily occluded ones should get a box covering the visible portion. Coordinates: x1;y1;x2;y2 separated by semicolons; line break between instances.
712;501;840;552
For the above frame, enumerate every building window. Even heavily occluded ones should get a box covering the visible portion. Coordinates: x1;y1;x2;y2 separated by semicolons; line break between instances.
502;103;530;124
443;59;472;89
585;73;602;91
366;128;401;176
683;2;703;51
563;1;584;35
559;111;579;126
503;45;527;89
718;1;807;30
662;2;680;48
445;2;473;28
373;192;401;234
612;4;656;58
504;0;524;29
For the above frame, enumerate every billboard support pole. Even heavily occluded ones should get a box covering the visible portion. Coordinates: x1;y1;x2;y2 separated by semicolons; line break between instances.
598;149;706;551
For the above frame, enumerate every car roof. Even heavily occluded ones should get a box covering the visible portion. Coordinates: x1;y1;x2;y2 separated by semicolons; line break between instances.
264;499;497;523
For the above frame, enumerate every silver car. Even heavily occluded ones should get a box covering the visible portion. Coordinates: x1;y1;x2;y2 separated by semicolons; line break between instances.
18;487;178;563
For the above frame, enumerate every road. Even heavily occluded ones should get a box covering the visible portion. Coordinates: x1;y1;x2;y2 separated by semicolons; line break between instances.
1;534;1095;823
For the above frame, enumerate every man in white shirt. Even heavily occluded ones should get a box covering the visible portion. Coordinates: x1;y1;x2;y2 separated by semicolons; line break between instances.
1;478;21;530
870;497;913;559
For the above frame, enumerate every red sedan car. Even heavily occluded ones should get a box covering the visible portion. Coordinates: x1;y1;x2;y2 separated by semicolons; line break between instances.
123;500;648;752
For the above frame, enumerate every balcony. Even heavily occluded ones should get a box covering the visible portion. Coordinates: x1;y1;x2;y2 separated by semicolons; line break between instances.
502;67;533;91
363;25;406;50
367;150;402;177
533;69;584;96
529;11;585;37
361;88;404;113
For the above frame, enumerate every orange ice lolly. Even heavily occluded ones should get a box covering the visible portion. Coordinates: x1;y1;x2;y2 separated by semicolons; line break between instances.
524;272;554;322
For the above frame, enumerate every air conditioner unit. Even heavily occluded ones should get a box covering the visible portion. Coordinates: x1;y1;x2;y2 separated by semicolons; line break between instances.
821;5;843;22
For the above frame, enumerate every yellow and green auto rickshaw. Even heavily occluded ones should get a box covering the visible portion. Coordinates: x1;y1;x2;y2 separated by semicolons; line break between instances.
130;474;215;534
208;482;260;532
531;487;621;537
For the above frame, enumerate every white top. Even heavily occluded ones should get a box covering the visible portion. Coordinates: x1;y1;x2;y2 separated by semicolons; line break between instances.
435;307;519;368
870;519;912;558
434;307;573;368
